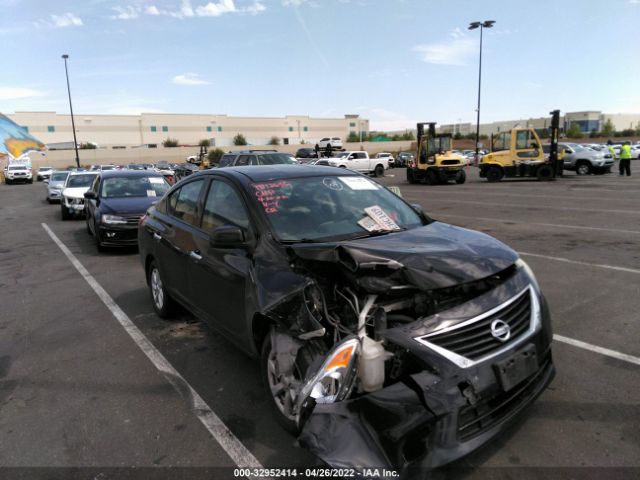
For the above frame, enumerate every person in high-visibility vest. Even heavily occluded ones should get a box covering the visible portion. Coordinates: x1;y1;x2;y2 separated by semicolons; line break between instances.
619;142;632;176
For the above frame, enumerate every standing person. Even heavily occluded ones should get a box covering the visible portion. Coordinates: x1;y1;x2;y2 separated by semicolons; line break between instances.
619;141;632;176
314;143;320;158
325;142;333;158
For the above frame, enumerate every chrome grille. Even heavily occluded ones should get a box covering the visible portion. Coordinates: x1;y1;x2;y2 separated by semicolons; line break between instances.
415;286;538;367
124;215;142;225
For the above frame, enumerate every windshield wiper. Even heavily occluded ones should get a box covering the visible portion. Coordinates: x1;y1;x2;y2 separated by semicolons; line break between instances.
279;238;317;244
346;227;407;240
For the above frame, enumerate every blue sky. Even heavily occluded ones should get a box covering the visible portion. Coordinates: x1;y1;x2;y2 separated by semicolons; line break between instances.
1;0;639;130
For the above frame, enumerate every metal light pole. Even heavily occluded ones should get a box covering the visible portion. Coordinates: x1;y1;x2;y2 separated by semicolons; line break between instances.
468;20;495;163
62;54;80;168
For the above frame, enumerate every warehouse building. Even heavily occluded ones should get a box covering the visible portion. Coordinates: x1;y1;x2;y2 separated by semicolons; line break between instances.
439;111;640;137
6;112;370;149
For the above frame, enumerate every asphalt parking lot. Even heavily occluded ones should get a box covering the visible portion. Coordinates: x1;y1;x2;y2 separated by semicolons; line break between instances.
1;165;639;479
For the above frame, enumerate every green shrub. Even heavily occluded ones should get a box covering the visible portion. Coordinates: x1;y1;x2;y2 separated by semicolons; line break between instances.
233;133;247;146
207;148;225;165
162;138;179;147
268;136;280;146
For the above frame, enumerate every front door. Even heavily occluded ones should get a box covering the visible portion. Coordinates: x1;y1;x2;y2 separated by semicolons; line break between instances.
188;179;253;347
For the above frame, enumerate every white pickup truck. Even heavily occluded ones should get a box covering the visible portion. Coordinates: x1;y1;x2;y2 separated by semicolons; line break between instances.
327;151;388;177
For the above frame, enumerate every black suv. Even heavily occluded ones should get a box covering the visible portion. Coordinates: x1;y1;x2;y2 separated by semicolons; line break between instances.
295;147;318;159
218;150;297;167
139;165;554;474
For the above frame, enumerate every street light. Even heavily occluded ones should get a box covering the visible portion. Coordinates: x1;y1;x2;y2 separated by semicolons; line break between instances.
61;54;80;168
468;20;495;163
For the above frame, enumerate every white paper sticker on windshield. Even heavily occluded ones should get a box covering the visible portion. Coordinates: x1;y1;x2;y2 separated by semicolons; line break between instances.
148;177;164;184
364;205;401;231
358;215;383;232
339;177;379;190
146;190;157;197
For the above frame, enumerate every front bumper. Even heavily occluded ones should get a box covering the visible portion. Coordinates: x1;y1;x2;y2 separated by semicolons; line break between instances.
97;224;139;246
298;269;555;476
6;175;32;183
63;199;86;214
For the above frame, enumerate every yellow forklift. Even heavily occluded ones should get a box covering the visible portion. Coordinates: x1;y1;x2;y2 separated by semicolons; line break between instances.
479;110;562;182
406;122;466;185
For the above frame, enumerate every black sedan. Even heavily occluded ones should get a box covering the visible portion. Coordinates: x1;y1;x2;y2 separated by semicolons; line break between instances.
85;170;169;251
138;165;554;473
295;147;318;159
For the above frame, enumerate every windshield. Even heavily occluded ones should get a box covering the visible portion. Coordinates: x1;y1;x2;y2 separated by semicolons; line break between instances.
251;176;423;242
101;166;116;171
39;167;52;170
51;172;69;182
571;144;586;151
258;154;298;165
8;165;28;170
67;174;98;188
101;176;169;198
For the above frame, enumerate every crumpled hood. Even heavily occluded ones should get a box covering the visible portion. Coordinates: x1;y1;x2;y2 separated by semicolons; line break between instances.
99;196;158;215
289;222;518;290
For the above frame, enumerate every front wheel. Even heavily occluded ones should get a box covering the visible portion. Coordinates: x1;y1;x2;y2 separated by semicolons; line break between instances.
425;169;439;185
455;170;466;184
536;165;554;181
374;164;385;177
61;205;70;220
261;332;325;434
486;166;504;183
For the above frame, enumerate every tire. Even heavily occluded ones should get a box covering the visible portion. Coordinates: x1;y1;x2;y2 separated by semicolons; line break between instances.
455;170;466;184
61;205;70;220
374;164;385;177
94;225;105;252
576;161;592;175
260;332;324;434
28;179;33;184
486;166;504;183
425;169;439;185
86;217;92;235
536;165;554;181
5;179;11;185
407;169;416;184
46;197;51;204
148;260;176;318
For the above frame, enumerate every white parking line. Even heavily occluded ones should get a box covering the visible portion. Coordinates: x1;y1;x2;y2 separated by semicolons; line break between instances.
424;198;640;215
41;223;263;469
519;252;640;275
554;334;640;367
435;213;640;235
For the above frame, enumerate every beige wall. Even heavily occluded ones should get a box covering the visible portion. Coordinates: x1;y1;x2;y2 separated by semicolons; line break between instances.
6;112;370;149
18;141;414;170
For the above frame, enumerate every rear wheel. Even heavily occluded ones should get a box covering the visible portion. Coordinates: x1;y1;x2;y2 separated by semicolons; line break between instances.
455;170;466;184
374;164;385;177
576;161;592;175
148;261;176;318
486;166;504;183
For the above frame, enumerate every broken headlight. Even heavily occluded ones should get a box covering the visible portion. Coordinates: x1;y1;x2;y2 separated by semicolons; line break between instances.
296;337;360;425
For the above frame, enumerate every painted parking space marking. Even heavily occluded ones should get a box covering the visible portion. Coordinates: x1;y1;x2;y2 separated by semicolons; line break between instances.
554;335;640;367
42;223;263;469
435;213;640;235
519;252;640;275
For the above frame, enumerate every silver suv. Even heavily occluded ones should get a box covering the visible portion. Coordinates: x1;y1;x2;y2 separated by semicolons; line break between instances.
559;142;614;175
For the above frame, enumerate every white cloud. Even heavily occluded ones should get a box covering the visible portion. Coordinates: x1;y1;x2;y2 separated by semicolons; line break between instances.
629;0;639;4
413;30;476;66
145;5;161;15
110;6;139;20
0;86;47;100
49;12;83;28
172;72;212;85
195;0;236;16
245;2;266;14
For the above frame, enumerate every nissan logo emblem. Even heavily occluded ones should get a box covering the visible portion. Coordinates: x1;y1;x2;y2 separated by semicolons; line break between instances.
491;319;511;342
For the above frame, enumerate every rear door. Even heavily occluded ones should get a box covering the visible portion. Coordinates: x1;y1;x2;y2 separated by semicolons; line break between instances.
152;178;206;304
187;178;254;346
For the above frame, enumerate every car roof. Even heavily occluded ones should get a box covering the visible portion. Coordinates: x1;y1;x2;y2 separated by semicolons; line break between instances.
193;165;359;183
100;169;164;178
68;170;99;176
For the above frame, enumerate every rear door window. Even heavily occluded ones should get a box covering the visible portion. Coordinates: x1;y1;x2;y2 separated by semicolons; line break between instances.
235;155;251;166
171;179;204;225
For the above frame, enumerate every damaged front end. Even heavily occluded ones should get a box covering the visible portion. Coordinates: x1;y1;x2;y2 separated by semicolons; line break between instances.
260;224;555;476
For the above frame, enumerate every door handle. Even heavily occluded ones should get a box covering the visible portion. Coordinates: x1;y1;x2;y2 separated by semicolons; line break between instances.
152;232;162;242
189;250;202;261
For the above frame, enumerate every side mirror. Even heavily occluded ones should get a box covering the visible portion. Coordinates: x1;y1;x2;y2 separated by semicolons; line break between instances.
84;191;97;199
210;225;247;248
410;203;424;215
